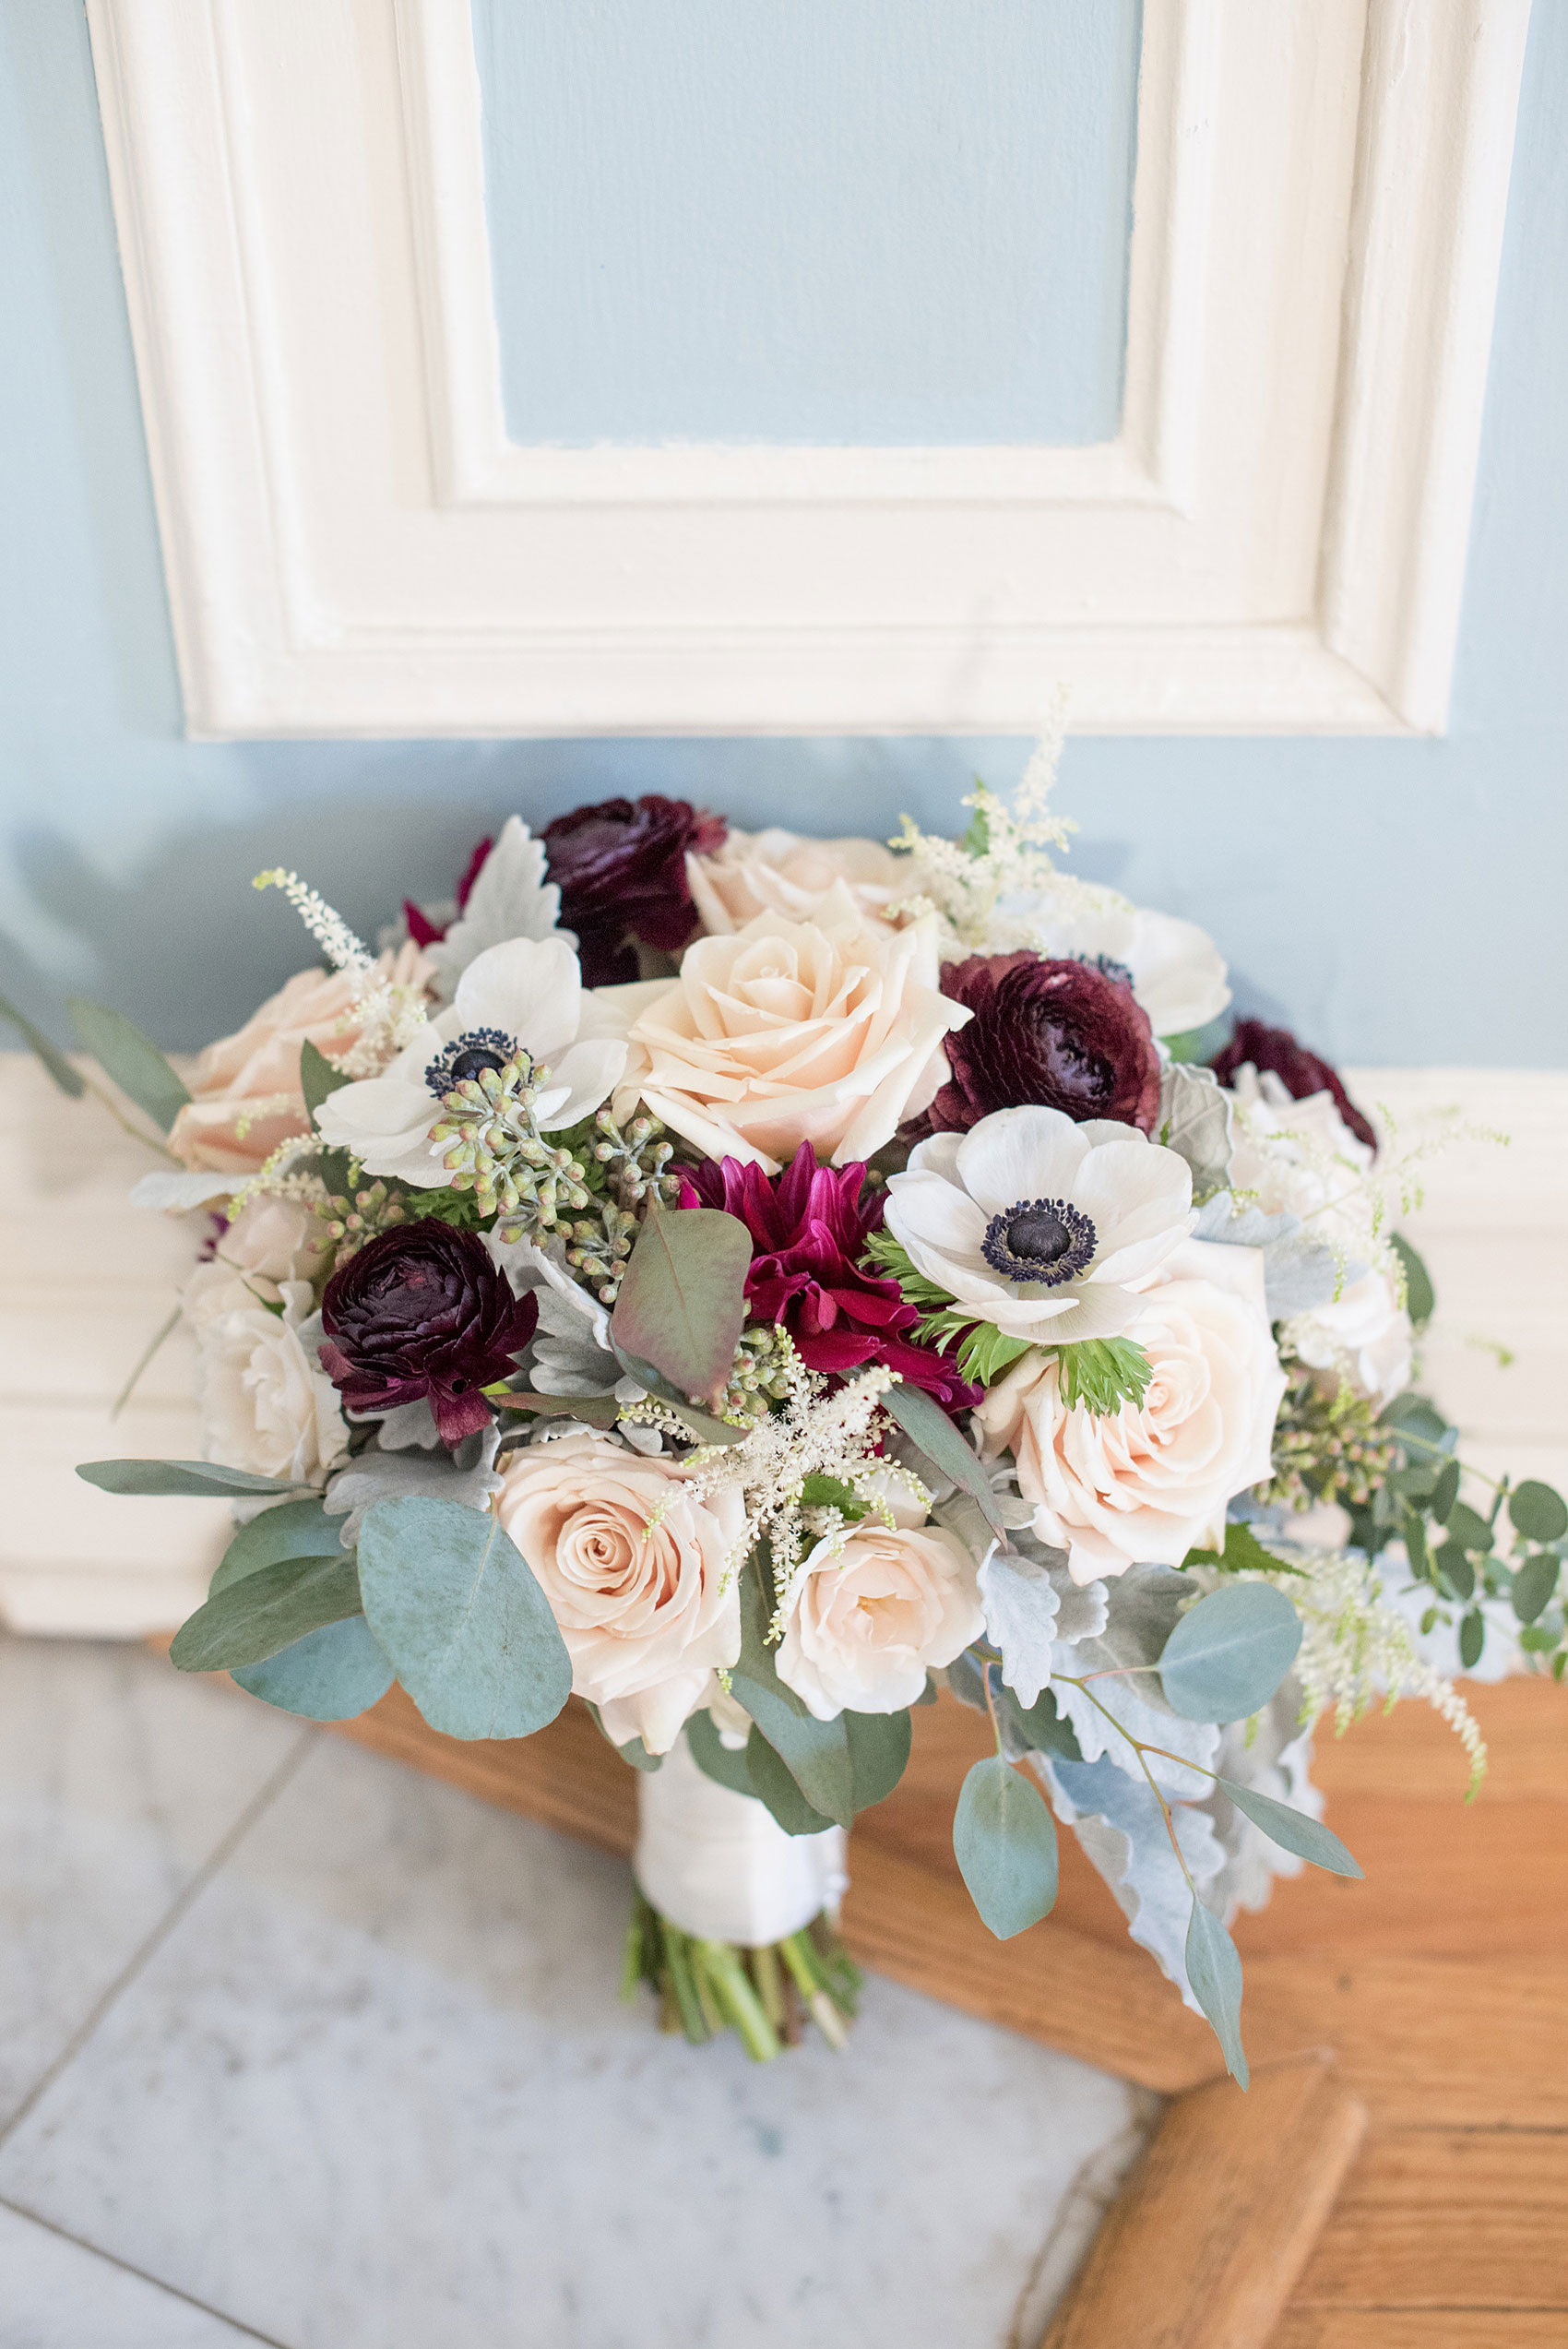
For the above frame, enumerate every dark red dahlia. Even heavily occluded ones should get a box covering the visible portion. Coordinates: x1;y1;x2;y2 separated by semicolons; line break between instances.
1209;1019;1376;1152
319;1222;538;1446
402;833;495;948
542;794;727;985
678;1146;979;1412
921;953;1162;1137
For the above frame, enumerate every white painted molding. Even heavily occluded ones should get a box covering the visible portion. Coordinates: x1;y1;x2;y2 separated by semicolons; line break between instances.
87;0;1531;738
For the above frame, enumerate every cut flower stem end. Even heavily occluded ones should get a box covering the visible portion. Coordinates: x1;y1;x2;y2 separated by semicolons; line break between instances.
622;1894;861;2061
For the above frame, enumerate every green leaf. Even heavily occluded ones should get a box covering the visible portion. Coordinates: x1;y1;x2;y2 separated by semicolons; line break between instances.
300;1038;352;1117
232;1616;394;1721
170;1551;363;1673
1185;1899;1248;2087
1430;1459;1461;1524
952;1756;1059;1939
1402;1512;1431;1580
66;997;190;1132
729;1557;855;1825
77;1458;303;1499
685;1710;756;1796
1458;1608;1485;1670
799;1473;869;1519
1158;1582;1302;1723
0;985;85;1096
1185;1520;1302;1578
1390;1232;1435;1328
499;1390;624;1430
880;1379;1006;1541
616;1735;662;1772
1509;1481;1568;1545
1444;1501;1494;1554
1001;1685;1085;1761
1218;1780;1362;1877
953;1323;1034;1387
1511;1552;1561;1624
356;1495;572;1742
1435;1544;1476;1603
845;1708;912;1812
610;1207;751;1406
744;1728;837;1835
209;1497;343;1594
1051;1336;1153;1418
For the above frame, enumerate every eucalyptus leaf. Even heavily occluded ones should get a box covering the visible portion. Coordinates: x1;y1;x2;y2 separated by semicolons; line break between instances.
1458;1608;1485;1669
1509;1480;1568;1545
232;1615;394;1721
357;1495;572;1742
0;985;85;1095
610;1208;751;1406
1431;1459;1461;1524
998;1684;1084;1763
616;1736;662;1773
845;1708;912;1812
77;1458;303;1499
66;997;190;1132
1390;1232;1435;1328
170;1551;362;1673
1158;1582;1302;1723
880;1380;1006;1540
1217;1779;1362;1876
1185;1898;1248;2087
210;1496;343;1593
686;1710;756;1796
1511;1551;1561;1624
300;1038;352;1116
500;1390;624;1429
1444;1501;1494;1554
729;1556;855;1824
744;1729;837;1835
952;1756;1059;1939
1436;1544;1476;1602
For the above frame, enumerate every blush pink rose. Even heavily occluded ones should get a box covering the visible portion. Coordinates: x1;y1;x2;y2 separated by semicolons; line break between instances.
776;1516;983;1718
495;1432;746;1755
168;943;432;1175
976;1238;1287;1581
685;829;905;936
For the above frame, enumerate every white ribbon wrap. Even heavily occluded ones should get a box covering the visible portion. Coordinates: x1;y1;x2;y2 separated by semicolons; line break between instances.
634;1734;849;1946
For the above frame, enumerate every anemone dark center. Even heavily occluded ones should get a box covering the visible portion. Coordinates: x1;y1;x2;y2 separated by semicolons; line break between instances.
980;1195;1098;1287
426;1026;521;1098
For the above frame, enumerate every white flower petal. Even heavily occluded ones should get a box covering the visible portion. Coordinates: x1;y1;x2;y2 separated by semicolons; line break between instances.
534;1037;628;1129
455;934;583;1060
955;1105;1091;1216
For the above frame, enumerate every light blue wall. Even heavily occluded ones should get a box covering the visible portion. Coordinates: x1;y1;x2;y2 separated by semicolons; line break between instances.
0;0;1562;1067
472;0;1139;446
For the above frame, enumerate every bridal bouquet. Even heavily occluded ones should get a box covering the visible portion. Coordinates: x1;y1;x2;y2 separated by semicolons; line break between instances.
34;739;1562;2083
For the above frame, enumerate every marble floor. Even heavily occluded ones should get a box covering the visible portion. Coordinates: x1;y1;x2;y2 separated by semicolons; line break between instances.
0;1636;1148;2349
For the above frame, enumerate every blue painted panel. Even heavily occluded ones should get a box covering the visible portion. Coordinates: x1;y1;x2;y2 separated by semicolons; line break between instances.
471;0;1140;446
0;0;1562;1067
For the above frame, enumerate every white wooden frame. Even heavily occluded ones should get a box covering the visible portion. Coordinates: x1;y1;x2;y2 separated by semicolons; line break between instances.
86;0;1531;739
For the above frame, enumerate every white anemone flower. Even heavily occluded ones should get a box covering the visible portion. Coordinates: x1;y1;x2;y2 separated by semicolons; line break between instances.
884;1104;1196;1345
315;936;626;1187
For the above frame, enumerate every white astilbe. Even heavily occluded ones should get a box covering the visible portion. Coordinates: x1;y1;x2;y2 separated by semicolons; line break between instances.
1265;1547;1487;1795
253;866;429;1078
224;1133;329;1220
885;698;1119;959
625;1335;928;1634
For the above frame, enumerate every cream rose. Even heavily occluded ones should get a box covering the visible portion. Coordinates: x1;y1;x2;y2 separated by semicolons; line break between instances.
495;1433;745;1755
686;829;906;936
1227;1066;1411;1405
776;1518;984;1718
613;882;970;1172
212;1195;328;1287
167;941;433;1175
977;1238;1287;1581
184;1268;347;1488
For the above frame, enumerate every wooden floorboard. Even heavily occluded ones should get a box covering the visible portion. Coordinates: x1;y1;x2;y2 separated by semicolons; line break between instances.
1293;2129;1568;2309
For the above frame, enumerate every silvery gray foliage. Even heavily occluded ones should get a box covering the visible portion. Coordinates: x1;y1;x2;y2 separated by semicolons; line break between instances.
1039;1751;1226;2009
1198;1675;1321;1918
1193;1189;1350;1318
1048;1563;1220;1791
486;1231;639;1401
977;1546;1063;1708
352;1396;442;1449
1157;1062;1233;1198
323;1422;503;1547
426;817;567;1001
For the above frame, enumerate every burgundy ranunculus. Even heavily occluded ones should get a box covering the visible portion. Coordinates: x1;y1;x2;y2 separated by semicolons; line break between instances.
542;794;727;985
1209;1019;1376;1152
679;1146;979;1412
319;1221;538;1445
921;953;1162;1137
403;833;494;949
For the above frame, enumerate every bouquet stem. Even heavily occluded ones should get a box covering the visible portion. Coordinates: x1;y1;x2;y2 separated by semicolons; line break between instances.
622;1892;861;2060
